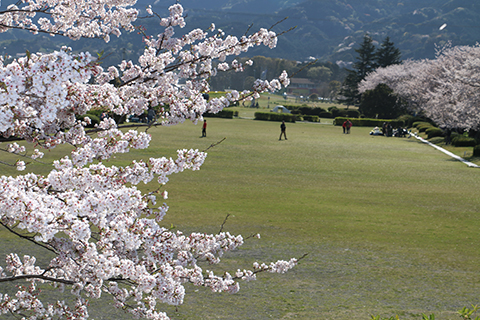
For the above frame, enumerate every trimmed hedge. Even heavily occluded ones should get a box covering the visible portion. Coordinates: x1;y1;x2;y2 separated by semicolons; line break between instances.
329;106;340;117
300;106;327;115
342;109;360;118
417;124;434;133
426;127;443;139
452;135;477;147
328;106;360;118
254;112;296;122
302;115;319;122
334;117;405;128
284;105;358;119
204;109;237;118
428;137;445;145
474;144;480;157
399;115;433;128
319;111;333;118
412;121;432;128
284;105;327;116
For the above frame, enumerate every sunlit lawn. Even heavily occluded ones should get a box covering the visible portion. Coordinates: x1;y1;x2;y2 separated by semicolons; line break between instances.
1;116;479;320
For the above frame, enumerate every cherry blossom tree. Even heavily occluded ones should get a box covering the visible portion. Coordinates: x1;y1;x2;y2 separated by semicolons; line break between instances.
0;2;299;319
359;44;480;131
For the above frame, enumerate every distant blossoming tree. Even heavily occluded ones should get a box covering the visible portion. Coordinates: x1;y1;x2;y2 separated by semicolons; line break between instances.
359;44;480;130
0;1;298;319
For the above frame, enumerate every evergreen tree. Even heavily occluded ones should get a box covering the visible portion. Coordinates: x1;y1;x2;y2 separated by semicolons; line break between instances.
376;36;402;68
353;34;378;80
339;34;377;106
338;70;360;106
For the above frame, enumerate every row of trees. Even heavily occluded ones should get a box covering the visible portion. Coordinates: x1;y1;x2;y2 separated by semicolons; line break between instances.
344;34;480;132
0;2;299;319
359;44;480;131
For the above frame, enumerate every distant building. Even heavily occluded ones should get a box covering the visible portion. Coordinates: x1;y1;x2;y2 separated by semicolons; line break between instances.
286;78;319;96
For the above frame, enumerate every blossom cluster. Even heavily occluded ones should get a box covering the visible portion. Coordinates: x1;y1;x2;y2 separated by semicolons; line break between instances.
0;0;138;40
1;4;291;143
0;2;296;319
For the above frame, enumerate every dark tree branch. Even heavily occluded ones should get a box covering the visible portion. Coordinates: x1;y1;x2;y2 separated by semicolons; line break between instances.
0;222;58;254
203;137;226;153
268;17;289;31
218;213;230;233
0;274;75;285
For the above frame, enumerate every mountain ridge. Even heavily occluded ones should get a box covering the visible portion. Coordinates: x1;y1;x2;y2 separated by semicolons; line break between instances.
0;0;478;66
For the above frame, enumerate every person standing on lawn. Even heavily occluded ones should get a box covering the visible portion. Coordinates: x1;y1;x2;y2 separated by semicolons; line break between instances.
346;119;352;134
279;120;287;140
202;119;207;137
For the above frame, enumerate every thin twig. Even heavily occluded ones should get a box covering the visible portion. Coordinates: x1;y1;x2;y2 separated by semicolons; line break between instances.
275;25;297;37
243;23;254;37
219;213;230;233
268;17;289;31
203;137;226;153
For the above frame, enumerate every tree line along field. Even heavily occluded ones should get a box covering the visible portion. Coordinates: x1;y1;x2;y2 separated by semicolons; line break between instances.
2;117;479;319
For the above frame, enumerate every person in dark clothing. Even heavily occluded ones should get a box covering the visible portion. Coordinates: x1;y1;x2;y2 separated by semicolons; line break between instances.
279;120;287;140
202;120;207;137
445;128;452;145
386;123;393;137
147;107;156;123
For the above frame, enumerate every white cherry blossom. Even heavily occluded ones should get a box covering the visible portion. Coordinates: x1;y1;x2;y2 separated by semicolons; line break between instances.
0;2;297;319
359;44;480;130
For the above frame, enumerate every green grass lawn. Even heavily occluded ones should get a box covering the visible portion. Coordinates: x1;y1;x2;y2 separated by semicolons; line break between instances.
1;118;479;320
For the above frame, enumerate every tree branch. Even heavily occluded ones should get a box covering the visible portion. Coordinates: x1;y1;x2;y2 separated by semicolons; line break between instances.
218;213;230;233
0;222;58;254
203;137;226;153
0;274;75;285
232;253;309;280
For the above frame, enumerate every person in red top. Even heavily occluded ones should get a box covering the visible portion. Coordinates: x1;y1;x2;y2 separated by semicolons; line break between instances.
342;120;347;134
346;119;352;134
202;120;207;137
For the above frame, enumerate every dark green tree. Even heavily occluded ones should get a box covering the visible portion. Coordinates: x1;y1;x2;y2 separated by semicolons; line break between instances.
376;36;402;68
353;34;378;79
359;83;406;119
339;34;377;106
338;71;360;106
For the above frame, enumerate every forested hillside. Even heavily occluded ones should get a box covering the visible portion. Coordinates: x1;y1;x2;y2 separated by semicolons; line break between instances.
0;0;478;68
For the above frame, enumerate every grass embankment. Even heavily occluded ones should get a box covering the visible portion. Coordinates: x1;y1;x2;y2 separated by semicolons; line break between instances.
1;118;479;320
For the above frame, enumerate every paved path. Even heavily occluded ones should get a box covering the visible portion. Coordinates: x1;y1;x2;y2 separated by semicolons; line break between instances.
412;133;479;168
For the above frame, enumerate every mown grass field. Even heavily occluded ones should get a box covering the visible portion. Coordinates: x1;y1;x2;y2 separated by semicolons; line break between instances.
1;116;479;320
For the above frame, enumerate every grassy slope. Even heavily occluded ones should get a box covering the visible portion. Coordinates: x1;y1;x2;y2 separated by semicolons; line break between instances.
155;119;480;320
1;117;479;319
